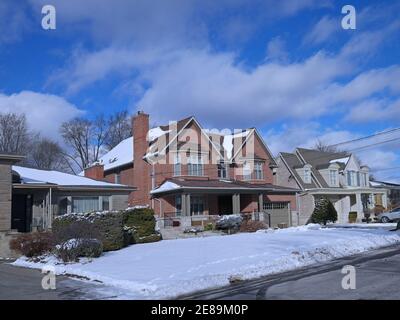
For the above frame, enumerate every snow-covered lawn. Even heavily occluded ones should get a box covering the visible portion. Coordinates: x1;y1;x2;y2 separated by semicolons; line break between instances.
13;224;400;299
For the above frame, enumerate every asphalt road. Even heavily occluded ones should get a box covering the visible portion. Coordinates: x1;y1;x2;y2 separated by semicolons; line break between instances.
181;244;400;300
0;260;110;300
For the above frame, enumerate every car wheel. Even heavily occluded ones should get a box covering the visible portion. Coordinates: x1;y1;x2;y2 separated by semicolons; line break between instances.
381;216;390;223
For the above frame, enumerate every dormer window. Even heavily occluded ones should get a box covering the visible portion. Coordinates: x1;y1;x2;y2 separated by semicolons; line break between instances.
329;170;337;186
361;172;368;187
347;170;358;186
304;167;311;184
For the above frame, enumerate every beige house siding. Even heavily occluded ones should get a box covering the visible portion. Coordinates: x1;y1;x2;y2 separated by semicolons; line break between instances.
275;157;299;189
0;162;12;231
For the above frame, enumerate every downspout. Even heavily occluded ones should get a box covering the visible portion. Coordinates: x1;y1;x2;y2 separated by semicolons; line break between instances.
153;197;163;217
42;199;45;230
295;192;300;226
49;187;53;229
151;164;155;210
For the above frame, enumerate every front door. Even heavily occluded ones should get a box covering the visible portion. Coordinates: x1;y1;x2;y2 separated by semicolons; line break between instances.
218;195;233;215
11;194;32;232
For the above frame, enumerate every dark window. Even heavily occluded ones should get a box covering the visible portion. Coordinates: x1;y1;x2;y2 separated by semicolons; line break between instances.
190;196;204;215
175;195;182;216
218;161;228;179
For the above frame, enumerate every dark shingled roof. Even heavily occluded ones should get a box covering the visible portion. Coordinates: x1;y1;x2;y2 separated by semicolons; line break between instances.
280;148;350;189
280;152;318;189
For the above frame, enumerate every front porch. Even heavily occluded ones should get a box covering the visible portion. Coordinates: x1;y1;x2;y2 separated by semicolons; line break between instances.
151;179;299;229
310;188;388;223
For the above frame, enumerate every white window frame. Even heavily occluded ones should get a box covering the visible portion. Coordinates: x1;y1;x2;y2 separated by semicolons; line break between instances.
243;162;252;180
173;154;181;176
329;170;337;186
304;167;311;184
254;161;263;180
188;155;203;176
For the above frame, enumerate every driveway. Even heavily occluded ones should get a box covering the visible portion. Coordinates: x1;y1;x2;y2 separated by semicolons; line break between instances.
0;260;112;300
181;244;400;300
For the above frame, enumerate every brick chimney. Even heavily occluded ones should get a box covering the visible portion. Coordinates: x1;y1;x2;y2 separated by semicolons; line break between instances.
84;163;104;180
132;111;151;205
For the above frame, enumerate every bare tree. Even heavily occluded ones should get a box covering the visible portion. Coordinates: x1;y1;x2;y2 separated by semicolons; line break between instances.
61;117;93;171
92;115;109;161
0;113;31;154
104;110;131;150
313;139;337;153
29;137;68;171
61;115;110;171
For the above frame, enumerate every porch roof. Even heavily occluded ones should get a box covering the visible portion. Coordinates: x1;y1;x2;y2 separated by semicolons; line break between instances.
12;166;136;192
151;178;300;196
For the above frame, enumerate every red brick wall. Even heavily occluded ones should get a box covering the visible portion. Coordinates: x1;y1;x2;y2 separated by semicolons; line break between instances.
84;164;105;180
132;112;151;206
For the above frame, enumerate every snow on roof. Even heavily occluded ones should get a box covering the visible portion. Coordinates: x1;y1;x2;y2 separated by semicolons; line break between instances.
329;156;350;165
13;166;125;187
148;127;170;142
150;181;181;194
98;136;133;171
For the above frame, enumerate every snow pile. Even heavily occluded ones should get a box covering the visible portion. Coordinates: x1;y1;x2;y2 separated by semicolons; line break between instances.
13;225;400;299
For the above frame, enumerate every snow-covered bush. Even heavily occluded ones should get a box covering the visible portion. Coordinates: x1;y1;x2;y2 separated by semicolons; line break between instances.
55;238;103;262
9;232;54;257
216;214;243;232
52;219;100;245
53;211;124;251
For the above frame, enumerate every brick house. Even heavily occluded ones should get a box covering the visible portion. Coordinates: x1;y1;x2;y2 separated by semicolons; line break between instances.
85;112;299;228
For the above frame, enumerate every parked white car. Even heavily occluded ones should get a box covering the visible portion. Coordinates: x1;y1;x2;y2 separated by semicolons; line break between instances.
377;207;400;223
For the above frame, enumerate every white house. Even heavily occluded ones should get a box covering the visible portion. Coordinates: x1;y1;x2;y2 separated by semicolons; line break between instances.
276;148;388;225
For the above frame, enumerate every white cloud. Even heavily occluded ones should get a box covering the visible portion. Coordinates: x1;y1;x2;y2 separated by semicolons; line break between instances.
303;15;338;45
264;123;358;155
345;99;400;123
266;37;288;62
0;91;84;140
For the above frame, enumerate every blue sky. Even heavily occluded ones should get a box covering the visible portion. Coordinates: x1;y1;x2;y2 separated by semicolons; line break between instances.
0;0;399;182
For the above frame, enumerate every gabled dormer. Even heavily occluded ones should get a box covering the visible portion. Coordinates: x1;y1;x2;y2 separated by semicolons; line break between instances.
296;163;312;184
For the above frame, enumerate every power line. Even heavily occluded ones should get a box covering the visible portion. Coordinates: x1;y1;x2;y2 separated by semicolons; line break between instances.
327;127;400;148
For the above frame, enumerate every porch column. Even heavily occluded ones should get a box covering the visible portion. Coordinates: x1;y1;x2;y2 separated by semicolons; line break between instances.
355;193;363;220
186;194;191;216
382;192;388;208
232;193;240;214
258;193;264;212
182;193;191;216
